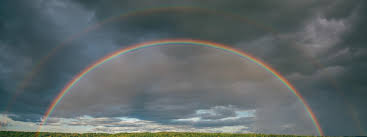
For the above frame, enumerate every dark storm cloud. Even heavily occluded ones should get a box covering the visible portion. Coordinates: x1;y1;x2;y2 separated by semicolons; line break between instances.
0;0;114;123
280;2;367;135
0;0;59;117
0;0;366;135
317;2;367;135
74;0;361;77
75;0;329;32
0;0;135;121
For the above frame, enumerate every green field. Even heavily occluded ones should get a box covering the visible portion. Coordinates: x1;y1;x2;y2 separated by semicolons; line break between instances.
0;131;324;137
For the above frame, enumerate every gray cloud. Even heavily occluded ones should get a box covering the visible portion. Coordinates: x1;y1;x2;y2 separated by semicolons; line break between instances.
195;105;238;120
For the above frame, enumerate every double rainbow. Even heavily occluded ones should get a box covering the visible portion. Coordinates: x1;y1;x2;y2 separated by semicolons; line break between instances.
38;39;323;136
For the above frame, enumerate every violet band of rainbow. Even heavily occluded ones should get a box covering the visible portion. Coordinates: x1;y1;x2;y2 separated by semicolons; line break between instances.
38;39;324;136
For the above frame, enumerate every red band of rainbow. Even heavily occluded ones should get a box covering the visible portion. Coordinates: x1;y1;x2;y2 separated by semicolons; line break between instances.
38;39;324;136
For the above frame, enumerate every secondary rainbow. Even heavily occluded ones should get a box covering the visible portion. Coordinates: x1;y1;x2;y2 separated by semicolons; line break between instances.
38;39;324;136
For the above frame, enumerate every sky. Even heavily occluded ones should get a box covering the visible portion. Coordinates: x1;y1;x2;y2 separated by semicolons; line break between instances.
0;0;366;136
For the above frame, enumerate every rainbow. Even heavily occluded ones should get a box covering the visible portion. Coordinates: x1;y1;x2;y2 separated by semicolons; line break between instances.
38;39;324;136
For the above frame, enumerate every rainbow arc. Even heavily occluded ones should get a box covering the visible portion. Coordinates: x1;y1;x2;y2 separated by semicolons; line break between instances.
38;39;323;136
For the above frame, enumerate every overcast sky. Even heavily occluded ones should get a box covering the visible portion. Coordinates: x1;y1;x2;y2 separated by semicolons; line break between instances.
0;0;366;136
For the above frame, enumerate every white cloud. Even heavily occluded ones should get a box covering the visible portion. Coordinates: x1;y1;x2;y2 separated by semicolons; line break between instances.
298;16;348;55
279;6;359;59
0;114;38;132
